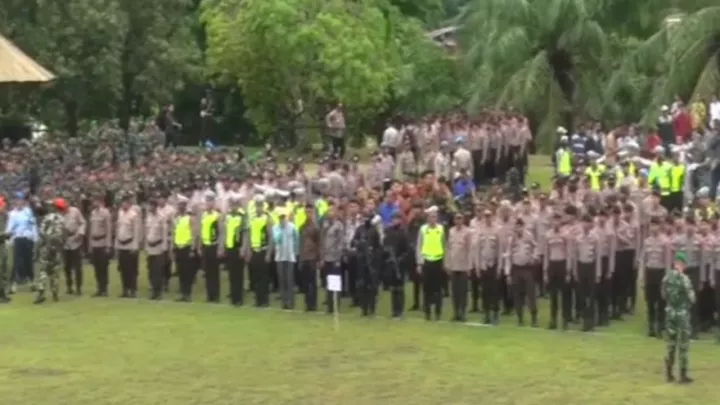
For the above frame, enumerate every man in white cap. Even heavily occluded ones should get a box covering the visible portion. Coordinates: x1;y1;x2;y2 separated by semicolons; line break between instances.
199;192;223;303
225;195;247;306
647;145;674;209
243;194;274;307
415;205;447;321
173;195;198;302
555;127;572;177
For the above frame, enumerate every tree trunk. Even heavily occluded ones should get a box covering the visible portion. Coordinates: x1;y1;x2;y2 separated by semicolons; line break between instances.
119;72;134;132
64;99;78;138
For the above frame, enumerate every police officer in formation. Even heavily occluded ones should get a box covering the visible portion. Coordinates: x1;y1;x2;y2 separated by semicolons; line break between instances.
5;133;720;374
383;212;412;318
351;214;382;316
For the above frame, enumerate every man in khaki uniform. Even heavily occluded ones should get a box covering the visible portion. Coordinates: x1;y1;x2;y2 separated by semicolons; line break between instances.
89;195;112;297
158;193;176;291
505;218;539;326
446;212;473;322
62;201;87;295
473;208;503;324
115;194;143;298
145;198;169;300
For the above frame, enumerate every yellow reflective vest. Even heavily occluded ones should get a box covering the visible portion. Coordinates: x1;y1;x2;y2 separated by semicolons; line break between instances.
420;224;444;261
648;161;672;195
585;165;605;192
557;149;571;176
225;211;244;249
173;215;193;247
201;211;219;246
670;164;685;193
294;206;307;229
315;199;328;218
250;215;269;251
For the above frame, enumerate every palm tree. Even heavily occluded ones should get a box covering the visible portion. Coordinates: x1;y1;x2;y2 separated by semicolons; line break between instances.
459;0;609;151
606;3;720;125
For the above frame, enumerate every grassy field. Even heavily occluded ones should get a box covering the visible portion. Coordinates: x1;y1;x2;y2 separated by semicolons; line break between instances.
1;155;718;405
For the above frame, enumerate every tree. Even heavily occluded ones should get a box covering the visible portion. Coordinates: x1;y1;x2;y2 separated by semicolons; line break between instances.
0;0;201;138
0;0;124;136
203;0;401;145
384;9;463;116
460;0;610;152
114;0;201;132
608;3;720;125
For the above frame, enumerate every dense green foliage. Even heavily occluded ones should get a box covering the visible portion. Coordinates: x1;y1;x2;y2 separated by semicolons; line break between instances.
459;0;720;151
1;0;719;149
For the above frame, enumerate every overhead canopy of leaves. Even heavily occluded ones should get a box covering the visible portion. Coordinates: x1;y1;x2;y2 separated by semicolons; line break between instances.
0;0;200;135
460;0;720;152
202;0;457;139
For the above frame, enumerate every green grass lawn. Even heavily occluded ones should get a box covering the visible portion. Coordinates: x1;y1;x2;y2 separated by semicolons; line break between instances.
1;155;717;405
1;263;719;405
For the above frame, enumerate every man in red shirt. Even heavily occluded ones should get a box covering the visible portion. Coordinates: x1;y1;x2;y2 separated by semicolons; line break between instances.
673;104;693;144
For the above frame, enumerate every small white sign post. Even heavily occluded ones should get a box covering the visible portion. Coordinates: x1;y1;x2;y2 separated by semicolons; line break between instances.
326;275;342;331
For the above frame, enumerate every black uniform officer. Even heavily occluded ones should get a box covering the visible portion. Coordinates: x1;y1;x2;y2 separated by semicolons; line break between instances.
352;215;382;316
383;212;412;318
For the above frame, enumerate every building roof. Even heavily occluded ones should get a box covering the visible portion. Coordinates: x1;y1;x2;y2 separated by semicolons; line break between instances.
426;26;459;40
0;34;55;83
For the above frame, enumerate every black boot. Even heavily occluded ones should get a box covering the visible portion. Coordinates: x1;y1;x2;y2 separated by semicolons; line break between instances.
679;369;693;384
664;358;675;383
33;291;46;304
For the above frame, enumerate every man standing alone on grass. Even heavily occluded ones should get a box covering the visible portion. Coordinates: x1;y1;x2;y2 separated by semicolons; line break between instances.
325;103;346;158
34;199;66;304
662;252;694;384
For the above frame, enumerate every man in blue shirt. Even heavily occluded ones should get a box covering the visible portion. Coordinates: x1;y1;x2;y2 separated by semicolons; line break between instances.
453;170;475;199
272;211;299;310
5;193;38;291
378;193;399;228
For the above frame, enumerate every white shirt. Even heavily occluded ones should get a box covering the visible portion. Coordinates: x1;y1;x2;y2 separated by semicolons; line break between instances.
710;101;720;128
382;125;401;148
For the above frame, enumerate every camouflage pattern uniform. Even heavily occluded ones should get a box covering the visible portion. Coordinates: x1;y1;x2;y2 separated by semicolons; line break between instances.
34;212;65;303
662;263;695;383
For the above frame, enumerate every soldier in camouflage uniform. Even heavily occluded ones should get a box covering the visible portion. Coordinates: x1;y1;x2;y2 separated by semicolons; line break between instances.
34;199;68;304
662;251;695;383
